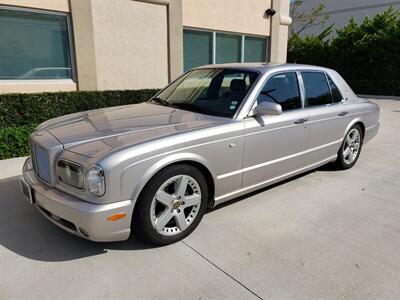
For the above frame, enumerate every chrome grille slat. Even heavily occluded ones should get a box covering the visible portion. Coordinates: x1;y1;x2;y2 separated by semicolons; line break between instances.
31;141;52;184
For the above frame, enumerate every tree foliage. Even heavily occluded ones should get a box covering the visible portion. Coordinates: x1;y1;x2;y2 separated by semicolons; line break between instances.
288;8;400;95
289;0;330;38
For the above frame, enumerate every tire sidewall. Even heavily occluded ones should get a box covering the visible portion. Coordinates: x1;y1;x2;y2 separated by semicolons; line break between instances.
133;164;208;245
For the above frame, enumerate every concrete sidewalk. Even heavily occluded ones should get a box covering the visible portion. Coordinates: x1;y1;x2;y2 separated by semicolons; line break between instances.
0;99;399;299
0;156;27;180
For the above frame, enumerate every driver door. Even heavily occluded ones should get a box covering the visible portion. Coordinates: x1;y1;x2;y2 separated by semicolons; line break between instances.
243;71;310;188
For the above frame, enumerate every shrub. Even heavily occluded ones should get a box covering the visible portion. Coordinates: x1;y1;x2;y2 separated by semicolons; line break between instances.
288;8;400;96
0;89;159;160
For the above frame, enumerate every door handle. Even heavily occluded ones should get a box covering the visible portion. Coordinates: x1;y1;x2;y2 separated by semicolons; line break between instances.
338;111;349;116
294;118;308;124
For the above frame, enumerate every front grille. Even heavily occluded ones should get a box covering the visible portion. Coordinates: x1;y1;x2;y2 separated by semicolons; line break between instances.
31;141;52;184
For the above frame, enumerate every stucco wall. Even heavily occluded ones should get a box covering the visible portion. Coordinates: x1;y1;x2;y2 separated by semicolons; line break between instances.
90;0;169;90
182;0;272;36
0;0;69;12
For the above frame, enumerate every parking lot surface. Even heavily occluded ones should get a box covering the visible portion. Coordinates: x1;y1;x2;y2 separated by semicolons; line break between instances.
0;99;399;299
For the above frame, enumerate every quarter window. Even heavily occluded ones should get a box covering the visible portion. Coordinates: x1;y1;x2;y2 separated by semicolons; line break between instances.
302;72;332;107
0;7;73;80
258;72;302;111
327;75;343;103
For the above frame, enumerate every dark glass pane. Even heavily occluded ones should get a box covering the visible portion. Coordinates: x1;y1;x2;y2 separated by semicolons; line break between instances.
258;72;301;111
302;72;332;107
216;33;241;64
0;9;72;79
183;29;212;71
327;75;343;103
244;36;266;62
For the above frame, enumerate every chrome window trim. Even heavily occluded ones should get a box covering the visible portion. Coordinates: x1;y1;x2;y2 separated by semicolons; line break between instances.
0;5;76;82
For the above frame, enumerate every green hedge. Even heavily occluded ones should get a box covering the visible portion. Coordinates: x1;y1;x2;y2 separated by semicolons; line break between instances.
0;89;159;160
288;8;400;96
348;80;400;96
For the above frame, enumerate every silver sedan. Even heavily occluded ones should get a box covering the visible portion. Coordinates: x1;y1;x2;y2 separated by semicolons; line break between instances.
21;63;380;245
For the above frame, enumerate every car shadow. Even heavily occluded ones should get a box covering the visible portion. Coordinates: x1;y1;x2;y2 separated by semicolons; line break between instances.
0;163;338;262
0;176;155;262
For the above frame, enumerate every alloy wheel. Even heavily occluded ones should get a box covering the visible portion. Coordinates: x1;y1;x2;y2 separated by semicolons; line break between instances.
150;175;202;236
343;128;361;165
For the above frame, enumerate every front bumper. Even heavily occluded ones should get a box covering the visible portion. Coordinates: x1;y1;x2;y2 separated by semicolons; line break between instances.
21;158;134;242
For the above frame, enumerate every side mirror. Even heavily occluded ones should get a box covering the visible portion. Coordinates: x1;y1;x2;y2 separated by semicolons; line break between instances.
252;101;282;117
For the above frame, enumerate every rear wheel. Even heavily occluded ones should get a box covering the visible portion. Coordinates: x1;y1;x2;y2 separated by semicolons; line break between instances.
336;124;363;169
133;164;208;245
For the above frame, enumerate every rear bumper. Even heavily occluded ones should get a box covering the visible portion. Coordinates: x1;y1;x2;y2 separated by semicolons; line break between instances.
21;158;133;242
364;122;380;144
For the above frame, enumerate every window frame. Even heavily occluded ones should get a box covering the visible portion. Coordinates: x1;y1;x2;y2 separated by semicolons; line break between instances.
183;27;269;70
0;5;76;82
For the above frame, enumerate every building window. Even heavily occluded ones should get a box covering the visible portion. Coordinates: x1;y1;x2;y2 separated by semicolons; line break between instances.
0;7;74;80
244;36;267;63
183;29;212;72
216;33;241;64
183;28;269;71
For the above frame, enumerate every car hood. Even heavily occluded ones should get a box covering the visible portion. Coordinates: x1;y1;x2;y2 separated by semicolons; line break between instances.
40;102;225;158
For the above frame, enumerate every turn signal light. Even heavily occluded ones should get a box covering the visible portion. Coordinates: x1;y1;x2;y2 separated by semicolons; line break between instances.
107;213;127;221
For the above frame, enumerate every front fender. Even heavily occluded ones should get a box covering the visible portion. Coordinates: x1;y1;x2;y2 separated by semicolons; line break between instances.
126;152;217;205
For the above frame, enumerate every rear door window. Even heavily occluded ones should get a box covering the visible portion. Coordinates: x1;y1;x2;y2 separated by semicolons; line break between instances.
302;72;332;107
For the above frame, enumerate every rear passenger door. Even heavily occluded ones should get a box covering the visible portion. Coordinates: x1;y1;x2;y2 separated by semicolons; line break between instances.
301;71;349;165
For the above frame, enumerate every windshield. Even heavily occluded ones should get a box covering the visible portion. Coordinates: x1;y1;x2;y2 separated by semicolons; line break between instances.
151;68;259;118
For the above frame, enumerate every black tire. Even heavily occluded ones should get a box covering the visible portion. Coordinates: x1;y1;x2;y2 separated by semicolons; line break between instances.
132;164;208;245
336;124;363;170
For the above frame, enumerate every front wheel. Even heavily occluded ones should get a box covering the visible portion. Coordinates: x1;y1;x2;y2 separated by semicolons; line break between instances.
133;164;208;245
336;124;363;169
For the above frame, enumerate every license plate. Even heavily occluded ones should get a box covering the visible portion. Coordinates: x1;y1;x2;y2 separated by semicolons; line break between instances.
20;178;35;204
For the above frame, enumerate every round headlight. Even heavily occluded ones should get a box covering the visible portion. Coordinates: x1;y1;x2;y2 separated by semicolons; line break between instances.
87;165;105;196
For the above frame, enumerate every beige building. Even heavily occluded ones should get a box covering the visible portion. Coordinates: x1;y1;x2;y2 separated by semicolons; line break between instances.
0;0;291;94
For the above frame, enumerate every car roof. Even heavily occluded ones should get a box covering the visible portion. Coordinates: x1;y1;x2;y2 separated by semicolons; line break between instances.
195;62;332;74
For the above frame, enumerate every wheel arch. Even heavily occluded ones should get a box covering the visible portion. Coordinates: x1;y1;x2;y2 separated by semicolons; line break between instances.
343;118;365;140
130;153;217;209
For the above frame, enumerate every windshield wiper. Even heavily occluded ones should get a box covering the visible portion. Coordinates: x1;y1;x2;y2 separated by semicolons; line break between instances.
150;97;170;106
169;102;221;117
